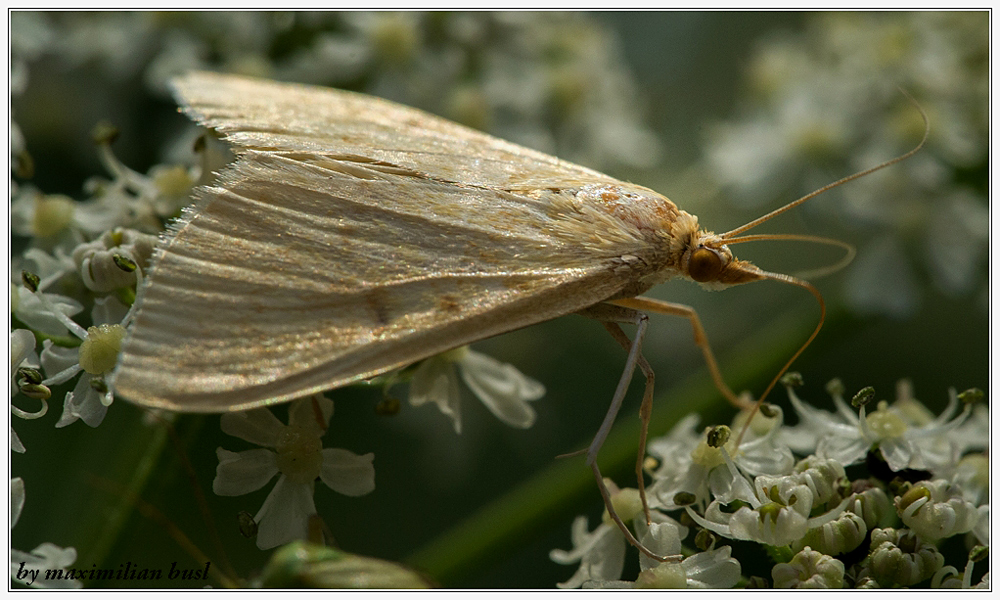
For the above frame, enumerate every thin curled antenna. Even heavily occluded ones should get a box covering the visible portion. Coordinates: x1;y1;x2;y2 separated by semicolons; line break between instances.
722;91;930;240
723;233;857;279
729;92;929;445
735;269;825;446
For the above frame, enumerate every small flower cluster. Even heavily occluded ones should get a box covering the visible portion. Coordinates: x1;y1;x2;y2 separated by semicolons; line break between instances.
702;12;988;317
551;376;988;588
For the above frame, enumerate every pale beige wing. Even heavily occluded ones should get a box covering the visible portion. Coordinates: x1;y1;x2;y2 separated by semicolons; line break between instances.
113;73;664;412
169;71;622;191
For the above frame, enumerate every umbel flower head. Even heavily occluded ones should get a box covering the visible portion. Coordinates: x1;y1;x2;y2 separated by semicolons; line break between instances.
551;377;989;589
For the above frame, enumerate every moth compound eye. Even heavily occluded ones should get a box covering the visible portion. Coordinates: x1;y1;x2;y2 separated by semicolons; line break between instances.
688;247;723;282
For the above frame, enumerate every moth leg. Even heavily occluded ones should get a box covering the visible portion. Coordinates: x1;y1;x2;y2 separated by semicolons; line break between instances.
607;296;752;410
600;321;656;527
577;303;674;562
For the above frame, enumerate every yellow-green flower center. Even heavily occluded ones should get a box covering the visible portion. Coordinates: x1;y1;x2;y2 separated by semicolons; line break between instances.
865;402;908;439
634;563;687;588
78;323;126;374
275;425;324;484
758;501;783;524
153;165;196;198
32;194;75;237
691;440;721;469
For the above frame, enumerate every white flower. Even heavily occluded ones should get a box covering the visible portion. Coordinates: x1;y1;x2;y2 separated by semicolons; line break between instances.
87;136;200;229
549;514;627;588
784;380;974;473
11;285;84;339
550;482;687;588
213;395;375;550
948;453;988;506
631;528;741;589
39;296;131;428
846;480;895;530
949;404;989;458
9;478;82;589
686;449;850;547
11;477;26;531
408;346;544;434
9;544;82;589
554;510;738;590
790;455;847;507
726;405;797;477
11;252;84;338
649;408;793;511
644;414;704;506
12;247;79;310
895;480;978;541
10;185;124;240
772;546;845;589
71;228;155;292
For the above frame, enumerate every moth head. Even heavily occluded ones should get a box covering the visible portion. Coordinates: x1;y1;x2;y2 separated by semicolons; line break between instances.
682;234;765;289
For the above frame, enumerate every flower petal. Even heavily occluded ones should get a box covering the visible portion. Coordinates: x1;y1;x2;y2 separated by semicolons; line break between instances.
91;295;129;326
13;288;83;337
254;476;316;550
55;375;108;428
636;520;683;571
39;340;79;378
319;448;375;497
12;543;82;588
10;329;36;374
213;447;279;496
682;546;742;589
221;406;284;447
409;356;462;433
287;394;334;431
11;427;26;454
459;350;542;428
551;522;625;589
11;477;25;528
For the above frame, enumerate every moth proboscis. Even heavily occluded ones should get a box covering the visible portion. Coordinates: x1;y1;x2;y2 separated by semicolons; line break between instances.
112;72;928;562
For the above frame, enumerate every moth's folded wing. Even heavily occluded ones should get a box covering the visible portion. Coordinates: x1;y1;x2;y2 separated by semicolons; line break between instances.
170;71;624;193
112;152;641;412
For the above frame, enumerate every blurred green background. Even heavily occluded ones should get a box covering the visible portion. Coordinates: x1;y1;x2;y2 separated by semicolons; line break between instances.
10;11;988;588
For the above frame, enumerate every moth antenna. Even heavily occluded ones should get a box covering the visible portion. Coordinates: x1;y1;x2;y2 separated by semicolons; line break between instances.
722;91;929;240
723;233;856;279
734;269;825;447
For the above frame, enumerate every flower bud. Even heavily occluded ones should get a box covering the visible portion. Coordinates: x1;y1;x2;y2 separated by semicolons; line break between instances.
895;480;978;541
867;528;943;587
73;228;155;292
772;546;844;589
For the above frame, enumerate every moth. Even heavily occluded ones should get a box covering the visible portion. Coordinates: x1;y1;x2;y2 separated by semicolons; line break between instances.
112;71;925;560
